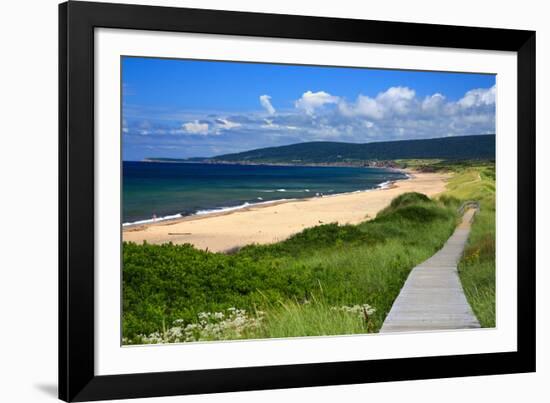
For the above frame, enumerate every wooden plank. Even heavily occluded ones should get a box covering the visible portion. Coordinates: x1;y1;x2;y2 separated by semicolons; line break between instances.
380;209;480;333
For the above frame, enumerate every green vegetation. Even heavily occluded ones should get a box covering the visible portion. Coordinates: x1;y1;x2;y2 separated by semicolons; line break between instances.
123;192;460;344
396;159;496;327
208;135;495;164
441;162;496;327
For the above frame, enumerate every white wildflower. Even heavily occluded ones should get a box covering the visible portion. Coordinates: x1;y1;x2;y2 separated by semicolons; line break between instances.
135;307;265;344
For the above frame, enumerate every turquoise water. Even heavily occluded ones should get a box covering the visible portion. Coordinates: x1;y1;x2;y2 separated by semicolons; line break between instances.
122;162;408;225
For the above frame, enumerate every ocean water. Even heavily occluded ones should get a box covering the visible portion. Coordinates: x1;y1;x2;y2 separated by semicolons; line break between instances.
122;162;408;225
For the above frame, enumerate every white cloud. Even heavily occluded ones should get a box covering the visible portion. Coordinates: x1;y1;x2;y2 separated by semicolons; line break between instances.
338;87;416;119
295;91;339;115
215;118;241;130
379;86;415;100
259;94;276;115
340;95;384;119
458;85;496;108
182;120;209;134
422;93;446;112
461;113;493;124
313;123;340;137
261;119;279;129
137;120;152;135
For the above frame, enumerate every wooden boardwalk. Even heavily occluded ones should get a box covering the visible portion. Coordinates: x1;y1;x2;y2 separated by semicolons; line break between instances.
380;209;480;333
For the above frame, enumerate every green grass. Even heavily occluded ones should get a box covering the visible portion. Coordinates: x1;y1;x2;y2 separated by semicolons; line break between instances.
123;192;459;344
440;162;496;327
257;298;373;338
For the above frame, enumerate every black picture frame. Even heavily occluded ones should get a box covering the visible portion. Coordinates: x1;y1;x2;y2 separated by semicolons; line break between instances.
59;1;536;401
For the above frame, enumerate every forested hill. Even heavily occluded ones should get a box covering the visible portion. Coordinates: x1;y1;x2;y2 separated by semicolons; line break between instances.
211;134;495;163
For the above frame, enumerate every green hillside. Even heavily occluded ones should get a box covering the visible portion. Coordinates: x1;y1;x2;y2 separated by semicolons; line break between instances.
212;135;495;163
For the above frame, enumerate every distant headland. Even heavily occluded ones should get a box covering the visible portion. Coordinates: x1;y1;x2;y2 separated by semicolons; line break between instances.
143;134;495;168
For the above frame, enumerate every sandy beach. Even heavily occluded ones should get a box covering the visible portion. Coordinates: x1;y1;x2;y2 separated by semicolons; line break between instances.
123;171;450;252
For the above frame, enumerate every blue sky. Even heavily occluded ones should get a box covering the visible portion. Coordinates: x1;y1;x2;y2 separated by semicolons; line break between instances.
122;57;496;161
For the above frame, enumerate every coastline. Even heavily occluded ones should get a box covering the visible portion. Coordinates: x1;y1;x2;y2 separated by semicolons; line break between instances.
123;170;450;252
122;173;402;228
141;158;403;169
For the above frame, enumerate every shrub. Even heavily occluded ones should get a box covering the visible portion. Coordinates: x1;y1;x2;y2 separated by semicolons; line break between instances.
389;192;432;209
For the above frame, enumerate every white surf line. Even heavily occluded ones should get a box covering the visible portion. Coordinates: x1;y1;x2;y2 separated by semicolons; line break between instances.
380;208;481;333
